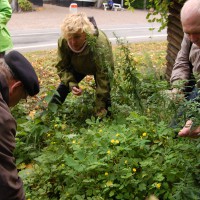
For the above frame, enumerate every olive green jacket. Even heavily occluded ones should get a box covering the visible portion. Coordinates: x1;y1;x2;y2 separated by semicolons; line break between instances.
0;0;13;53
55;30;114;110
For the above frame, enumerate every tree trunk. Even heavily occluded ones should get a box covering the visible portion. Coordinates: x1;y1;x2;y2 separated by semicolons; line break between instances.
143;0;146;9
165;0;186;81
96;0;104;8
11;0;18;12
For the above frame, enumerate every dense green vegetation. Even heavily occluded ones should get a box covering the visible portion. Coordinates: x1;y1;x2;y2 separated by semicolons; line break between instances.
126;0;185;31
12;41;200;200
18;0;33;11
129;0;152;9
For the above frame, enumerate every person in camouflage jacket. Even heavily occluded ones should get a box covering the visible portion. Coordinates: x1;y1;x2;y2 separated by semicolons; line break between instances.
51;12;114;117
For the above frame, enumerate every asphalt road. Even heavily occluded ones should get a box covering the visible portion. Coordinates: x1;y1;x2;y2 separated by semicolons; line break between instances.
10;24;167;52
8;4;167;52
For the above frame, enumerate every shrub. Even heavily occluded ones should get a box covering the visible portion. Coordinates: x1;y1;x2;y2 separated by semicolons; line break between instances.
128;0;152;9
19;112;200;200
13;42;200;199
18;0;33;12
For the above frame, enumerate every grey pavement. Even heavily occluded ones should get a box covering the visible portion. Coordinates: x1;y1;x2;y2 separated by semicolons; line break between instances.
8;4;167;52
7;4;150;32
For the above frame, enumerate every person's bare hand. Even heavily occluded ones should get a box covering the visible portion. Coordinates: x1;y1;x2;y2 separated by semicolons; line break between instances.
178;119;200;138
96;108;107;118
170;88;185;101
72;86;82;96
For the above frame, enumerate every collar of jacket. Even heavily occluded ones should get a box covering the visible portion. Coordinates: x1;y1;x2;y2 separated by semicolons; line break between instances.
67;40;88;53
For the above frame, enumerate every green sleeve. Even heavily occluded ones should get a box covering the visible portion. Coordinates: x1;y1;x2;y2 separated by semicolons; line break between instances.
0;0;13;52
94;31;114;110
55;37;78;89
0;0;12;25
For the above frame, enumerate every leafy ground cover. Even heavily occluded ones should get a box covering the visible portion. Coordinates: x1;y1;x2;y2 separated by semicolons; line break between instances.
12;41;200;200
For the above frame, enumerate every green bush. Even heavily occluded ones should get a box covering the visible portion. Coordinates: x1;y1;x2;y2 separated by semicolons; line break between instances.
129;0;152;9
18;110;200;200
18;0;33;12
13;42;200;199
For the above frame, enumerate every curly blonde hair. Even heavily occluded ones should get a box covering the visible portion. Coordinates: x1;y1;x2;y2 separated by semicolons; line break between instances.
61;12;96;39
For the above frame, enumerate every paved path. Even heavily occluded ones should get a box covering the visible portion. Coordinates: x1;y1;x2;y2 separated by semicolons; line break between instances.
8;4;150;32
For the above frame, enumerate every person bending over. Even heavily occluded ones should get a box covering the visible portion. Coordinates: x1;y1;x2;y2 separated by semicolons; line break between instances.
0;50;39;199
50;12;114;118
170;0;200;138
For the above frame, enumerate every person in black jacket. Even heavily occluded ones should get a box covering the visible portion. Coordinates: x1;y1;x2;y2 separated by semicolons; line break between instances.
107;0;113;10
0;50;39;200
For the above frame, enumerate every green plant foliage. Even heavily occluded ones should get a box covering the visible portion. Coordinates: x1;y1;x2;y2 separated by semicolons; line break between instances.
18;0;33;12
113;38;143;111
129;0;152;9
18;112;200;200
125;0;186;31
13;42;200;199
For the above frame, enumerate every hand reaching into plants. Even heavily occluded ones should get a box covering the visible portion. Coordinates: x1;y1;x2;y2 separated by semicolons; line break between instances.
178;119;200;138
160;88;185;102
96;108;107;118
146;195;159;200
170;88;185;101
72;86;83;96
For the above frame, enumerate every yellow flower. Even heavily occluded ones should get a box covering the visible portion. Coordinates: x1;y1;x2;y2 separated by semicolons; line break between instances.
115;140;119;144
132;168;137;173
142;132;147;137
105;172;109;176
111;139;115;144
54;124;58;128
156;183;161;189
99;129;102;133
106;180;113;187
124;160;128;164
47;133;51;137
107;150;111;154
116;133;120;137
18;162;26;170
72;140;76;144
65;192;70;197
51;141;56;145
